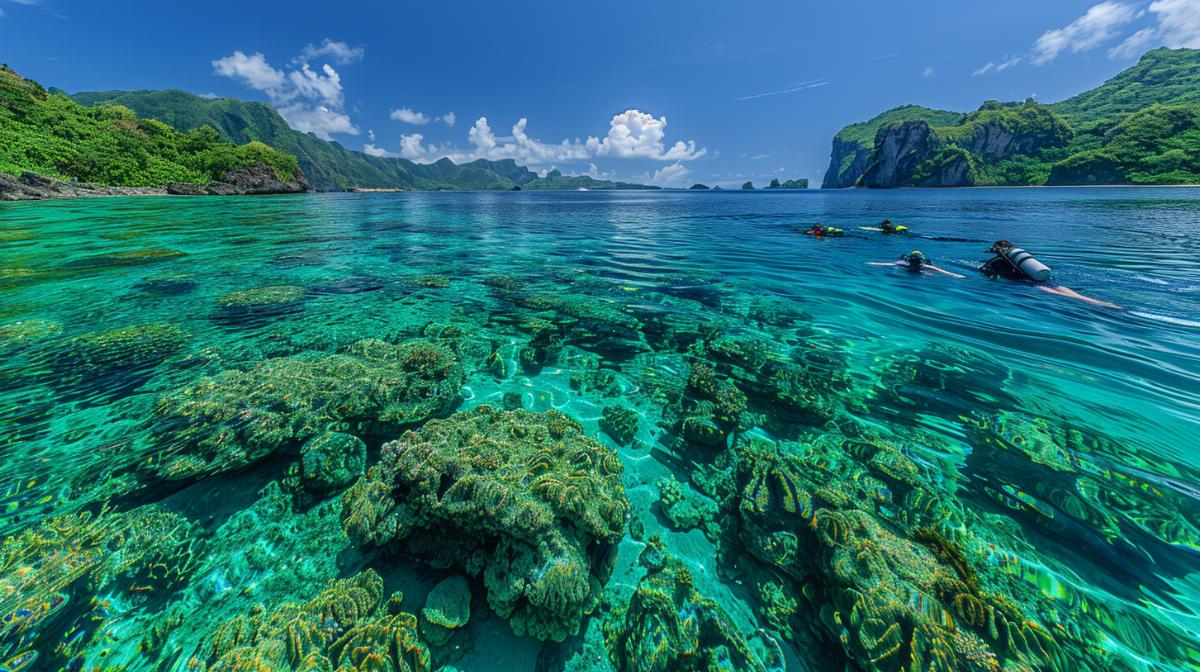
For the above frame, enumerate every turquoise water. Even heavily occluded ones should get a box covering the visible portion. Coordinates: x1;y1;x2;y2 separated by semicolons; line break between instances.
1;189;1198;672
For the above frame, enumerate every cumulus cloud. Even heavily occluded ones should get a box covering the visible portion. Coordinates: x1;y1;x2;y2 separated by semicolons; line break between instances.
643;162;691;188
296;39;364;65
1031;2;1138;65
586;110;705;160
1110;0;1200;58
362;143;391;157
213;45;359;140
440;112;456;126
386;108;703;167
368;129;376;142
391;107;431;125
212;51;286;94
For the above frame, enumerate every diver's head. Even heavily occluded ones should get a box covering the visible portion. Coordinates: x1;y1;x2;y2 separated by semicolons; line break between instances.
903;250;927;271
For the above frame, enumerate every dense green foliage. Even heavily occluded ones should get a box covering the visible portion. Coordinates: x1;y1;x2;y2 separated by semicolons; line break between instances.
71;89;656;192
1;66;298;186
828;48;1200;187
766;178;808;189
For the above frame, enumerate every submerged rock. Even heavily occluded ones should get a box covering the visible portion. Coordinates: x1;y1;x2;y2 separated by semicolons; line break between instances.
342;405;629;642
421;575;472;646
214;284;306;325
301;431;367;494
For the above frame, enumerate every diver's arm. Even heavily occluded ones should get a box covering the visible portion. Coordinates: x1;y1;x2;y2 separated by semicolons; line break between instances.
1037;285;1119;309
925;264;965;279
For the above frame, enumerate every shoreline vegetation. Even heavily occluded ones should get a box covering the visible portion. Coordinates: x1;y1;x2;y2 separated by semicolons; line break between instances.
823;48;1200;189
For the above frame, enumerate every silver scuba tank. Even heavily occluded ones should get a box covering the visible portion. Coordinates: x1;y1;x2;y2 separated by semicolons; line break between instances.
1000;246;1052;281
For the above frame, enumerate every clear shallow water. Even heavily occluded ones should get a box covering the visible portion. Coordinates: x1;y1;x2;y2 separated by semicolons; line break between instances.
1;189;1198;671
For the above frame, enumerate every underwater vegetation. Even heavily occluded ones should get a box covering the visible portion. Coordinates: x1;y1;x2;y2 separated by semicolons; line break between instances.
1;194;1198;672
343;405;629;642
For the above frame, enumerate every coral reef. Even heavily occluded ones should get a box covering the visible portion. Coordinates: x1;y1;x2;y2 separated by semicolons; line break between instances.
600;405;639;446
214;284;306;324
49;322;190;395
145;338;463;481
655;476;719;540
301;431;367;493
197;570;431;672
604;539;782;672
342;405;629;642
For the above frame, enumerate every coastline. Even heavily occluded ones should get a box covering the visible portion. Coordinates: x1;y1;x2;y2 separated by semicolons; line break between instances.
1;168;310;203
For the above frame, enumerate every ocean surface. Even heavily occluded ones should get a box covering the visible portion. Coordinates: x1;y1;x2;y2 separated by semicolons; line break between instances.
1;188;1197;672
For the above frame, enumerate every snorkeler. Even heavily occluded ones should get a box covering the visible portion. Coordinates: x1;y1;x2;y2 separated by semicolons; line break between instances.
869;250;964;278
980;240;1118;308
804;222;845;237
860;218;909;234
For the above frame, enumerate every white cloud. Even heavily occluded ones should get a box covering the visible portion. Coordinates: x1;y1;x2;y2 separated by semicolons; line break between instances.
391;107;431;125
973;62;995;76
362;143;392;157
212;51;286;94
278;104;357;139
1110;0;1200;58
1110;27;1161;58
213;48;358;140
644;162;691;187
440;112;456;126
1031;2;1138;65
368;129;376;142
586;163;616;180
996;56;1022;72
922;66;935;78
289;63;344;107
4;0;43;5
586;109;705;160
296;39;364;65
379;108;703;167
1151;0;1200;48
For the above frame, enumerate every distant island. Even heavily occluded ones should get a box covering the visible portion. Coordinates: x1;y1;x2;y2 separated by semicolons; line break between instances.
1;65;307;200
823;48;1200;188
766;178;808;189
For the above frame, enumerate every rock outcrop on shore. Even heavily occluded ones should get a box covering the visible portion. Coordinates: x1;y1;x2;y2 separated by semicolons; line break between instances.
1;163;310;202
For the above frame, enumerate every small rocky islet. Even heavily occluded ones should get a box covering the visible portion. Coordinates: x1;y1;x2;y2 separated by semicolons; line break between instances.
0;205;1198;672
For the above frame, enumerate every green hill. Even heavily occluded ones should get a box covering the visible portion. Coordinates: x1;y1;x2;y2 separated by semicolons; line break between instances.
520;169;658;190
71;89;655;192
1;66;300;188
824;48;1200;187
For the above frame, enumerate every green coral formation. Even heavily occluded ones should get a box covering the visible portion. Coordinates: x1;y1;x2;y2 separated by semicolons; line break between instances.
0;65;300;187
655;476;719;539
214;284;307;324
145;338;463;481
301;431;367;494
604;539;783;672
197;569;431;672
600;405;639;446
342;405;629;642
0;506;199;671
49;322;190;395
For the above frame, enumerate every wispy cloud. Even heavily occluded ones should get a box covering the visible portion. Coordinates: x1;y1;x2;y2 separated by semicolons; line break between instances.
1110;0;1200;58
1031;1;1138;65
922;65;935;78
865;53;901;62
389;107;456;126
294;39;364;66
735;79;829;101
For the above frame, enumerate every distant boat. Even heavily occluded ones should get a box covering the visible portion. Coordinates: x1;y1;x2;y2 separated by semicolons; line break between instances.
577;187;590;191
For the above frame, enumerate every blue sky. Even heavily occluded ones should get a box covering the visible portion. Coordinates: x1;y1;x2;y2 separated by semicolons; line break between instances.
3;0;1199;186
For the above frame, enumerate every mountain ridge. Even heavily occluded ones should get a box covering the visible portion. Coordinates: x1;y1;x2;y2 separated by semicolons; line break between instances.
70;89;657;192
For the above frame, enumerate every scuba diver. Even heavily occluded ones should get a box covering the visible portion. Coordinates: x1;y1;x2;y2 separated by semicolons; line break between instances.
860;219;909;234
870;250;965;278
803;222;845;237
980;240;1118;308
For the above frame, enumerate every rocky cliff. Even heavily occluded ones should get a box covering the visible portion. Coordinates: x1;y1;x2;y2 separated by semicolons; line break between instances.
2;163;309;201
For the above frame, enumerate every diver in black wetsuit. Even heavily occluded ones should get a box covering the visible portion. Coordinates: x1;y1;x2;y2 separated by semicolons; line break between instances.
980;240;1118;308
